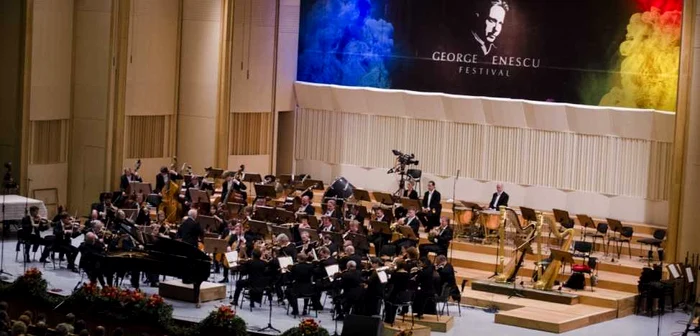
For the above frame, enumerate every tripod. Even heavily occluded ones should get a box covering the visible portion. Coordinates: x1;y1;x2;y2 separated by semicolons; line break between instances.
487;235;500;279
257;289;280;333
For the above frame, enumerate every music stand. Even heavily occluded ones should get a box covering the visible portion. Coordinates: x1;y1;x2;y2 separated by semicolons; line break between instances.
372;192;394;206
122;209;138;221
226;202;244;215
352;188;371;203
254;184;277;201
253;206;275;222
348;232;369;252
400;197;422;212
276;209;296;224
270;225;295;242
205;168;224;180
296;214;319;229
198;215;221;233
549;248;575;273
203;238;228;255
127;182;152;196
278;174;293;187
249;220;271;240
299;228;320;242
243;173;262;197
325;231;343;247
553;209;572;226
398;225;418;241
520;206;538;224
189;189;210;204
370;221;392;235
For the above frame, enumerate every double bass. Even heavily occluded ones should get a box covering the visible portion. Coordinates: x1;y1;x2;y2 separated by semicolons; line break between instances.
158;157;184;223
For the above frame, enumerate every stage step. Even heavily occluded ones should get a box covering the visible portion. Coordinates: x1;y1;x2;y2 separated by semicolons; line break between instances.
494;305;617;333
412;314;454;333
159;280;226;303
382;320;431;336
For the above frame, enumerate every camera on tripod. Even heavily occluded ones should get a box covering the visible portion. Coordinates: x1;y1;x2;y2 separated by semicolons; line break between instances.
391;150;419;166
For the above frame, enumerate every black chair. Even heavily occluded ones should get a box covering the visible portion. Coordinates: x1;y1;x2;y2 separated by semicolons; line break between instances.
436;283;462;317
608;226;633;259
591;223;608;254
15;228;29;262
383;290;415;327
572;241;593;268
570;257;598;291
638;229;666;261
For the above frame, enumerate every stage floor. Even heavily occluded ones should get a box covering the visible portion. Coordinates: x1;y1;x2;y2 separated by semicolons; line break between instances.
0;235;692;336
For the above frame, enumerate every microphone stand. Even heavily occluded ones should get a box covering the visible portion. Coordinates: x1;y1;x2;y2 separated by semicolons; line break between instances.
450;170;459;264
257;289;280;333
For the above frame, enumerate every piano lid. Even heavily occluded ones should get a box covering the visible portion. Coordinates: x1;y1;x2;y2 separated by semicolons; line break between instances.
118;222;210;261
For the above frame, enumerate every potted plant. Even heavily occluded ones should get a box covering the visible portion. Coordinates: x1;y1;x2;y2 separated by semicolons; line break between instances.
196;305;248;335
281;318;330;336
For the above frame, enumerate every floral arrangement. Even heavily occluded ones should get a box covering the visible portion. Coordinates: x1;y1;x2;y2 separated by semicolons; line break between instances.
196;305;247;335
0;268;55;304
68;283;172;327
281;318;330;336
396;329;413;336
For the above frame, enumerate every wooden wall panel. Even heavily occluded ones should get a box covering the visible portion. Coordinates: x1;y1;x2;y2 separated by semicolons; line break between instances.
124;0;179;117
177;0;221;172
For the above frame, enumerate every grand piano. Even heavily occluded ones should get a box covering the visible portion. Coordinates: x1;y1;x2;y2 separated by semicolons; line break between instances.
104;224;211;306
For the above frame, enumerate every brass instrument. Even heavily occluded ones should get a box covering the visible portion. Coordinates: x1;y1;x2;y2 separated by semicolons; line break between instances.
495;205;507;277
427;226;440;241
533;216;574;290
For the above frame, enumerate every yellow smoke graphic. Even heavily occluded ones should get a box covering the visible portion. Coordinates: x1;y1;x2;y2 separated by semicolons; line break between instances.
599;7;682;112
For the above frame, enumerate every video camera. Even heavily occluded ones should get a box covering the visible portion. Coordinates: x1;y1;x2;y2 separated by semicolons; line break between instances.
391;150;419;166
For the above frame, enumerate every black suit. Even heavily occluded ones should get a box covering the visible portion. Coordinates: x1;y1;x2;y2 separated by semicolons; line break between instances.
421;190;442;231
370;216;392;256
155;172;183;194
120;174;143;192
437;263;461;300
40;221;79;268
298;204;315;216
338;269;363;316
323;209;342;221
384;270;411;323
419;226;453;258
488;191;509;209
413;264;439;317
403;189;419;200
286;262;318;315
19;216;49;260
176;218;202;247
79;241;107;286
232;258;270;305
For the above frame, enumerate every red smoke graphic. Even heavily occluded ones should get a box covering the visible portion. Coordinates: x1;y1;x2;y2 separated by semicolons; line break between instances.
636;0;683;12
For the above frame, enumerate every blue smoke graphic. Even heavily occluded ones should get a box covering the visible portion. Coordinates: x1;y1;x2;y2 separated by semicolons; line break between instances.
297;0;394;88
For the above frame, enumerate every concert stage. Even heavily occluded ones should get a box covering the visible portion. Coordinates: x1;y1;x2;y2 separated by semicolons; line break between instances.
0;234;691;335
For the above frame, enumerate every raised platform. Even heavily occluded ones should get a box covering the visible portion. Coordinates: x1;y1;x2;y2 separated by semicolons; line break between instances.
382;321;431;336
471;280;580;305
495;305;618;333
413;314;454;332
158;280;226;303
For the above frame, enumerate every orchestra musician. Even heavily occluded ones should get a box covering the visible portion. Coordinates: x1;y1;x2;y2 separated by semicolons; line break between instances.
84;210;102;230
154;166;183;194
395;181;419;219
321;234;338;255
343;220;368;255
413;257;439;318
361;257;385;316
20;206;50;261
94;193;117;224
318;216;335;233
220;223;248;282
119;167;142;192
323;200;342;221
421;181;442;232
345;206;364;224
222;172;248;206
78;232;107;286
230;248;270;308
286;252;317;317
393;208;421;252
369;207;391;257
335;260;363;319
435;255;461;301
488;183;509;209
338;245;363;271
134;193;150;225
296;231;316;255
296;195;315;216
39;213;79;272
276;234;297;261
383;259;411;324
419;216;453;258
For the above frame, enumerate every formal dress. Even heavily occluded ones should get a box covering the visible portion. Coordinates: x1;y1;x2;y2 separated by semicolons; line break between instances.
421;190;442;231
488;191;509;209
419;226;453;257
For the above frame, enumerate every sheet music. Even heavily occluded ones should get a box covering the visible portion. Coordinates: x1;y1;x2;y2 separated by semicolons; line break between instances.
687;267;695;283
225;251;238;268
278;256;293;272
377;271;388;284
668;264;680;279
325;264;339;277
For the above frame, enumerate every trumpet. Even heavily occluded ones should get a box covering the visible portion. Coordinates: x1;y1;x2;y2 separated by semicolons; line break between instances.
427;227;440;241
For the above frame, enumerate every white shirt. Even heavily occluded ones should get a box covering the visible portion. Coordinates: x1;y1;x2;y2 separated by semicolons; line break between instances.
427;190;434;207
